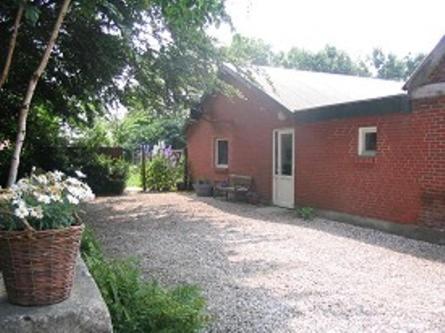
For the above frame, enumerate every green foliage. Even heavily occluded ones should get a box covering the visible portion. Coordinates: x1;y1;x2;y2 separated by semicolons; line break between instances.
145;155;182;192
0;105;71;187
0;0;229;120
114;110;186;151
24;4;41;26
81;227;209;333
80;226;102;258
297;207;315;221
77;120;114;148
285;45;371;77
0;0;232;185
371;48;425;81
126;165;141;188
224;34;425;80
82;155;129;196
222;34;279;66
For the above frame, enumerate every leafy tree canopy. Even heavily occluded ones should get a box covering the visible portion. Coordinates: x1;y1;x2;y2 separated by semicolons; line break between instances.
371;48;425;81
224;34;425;81
0;0;231;184
110;109;186;151
0;0;230;127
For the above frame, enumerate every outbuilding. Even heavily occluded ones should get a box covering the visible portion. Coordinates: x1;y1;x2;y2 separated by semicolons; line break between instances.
186;36;445;234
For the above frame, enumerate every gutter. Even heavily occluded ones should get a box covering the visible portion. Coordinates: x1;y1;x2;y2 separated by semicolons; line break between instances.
293;94;411;122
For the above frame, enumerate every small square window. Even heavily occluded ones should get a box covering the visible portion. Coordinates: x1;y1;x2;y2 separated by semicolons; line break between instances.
358;127;377;156
215;139;228;168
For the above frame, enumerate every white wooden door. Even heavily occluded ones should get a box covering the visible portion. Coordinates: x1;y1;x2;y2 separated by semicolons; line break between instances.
273;129;295;208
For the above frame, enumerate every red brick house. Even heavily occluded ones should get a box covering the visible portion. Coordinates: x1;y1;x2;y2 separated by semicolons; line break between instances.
186;37;445;237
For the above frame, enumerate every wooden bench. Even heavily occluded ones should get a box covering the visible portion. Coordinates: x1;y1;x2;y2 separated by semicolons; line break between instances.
214;174;253;201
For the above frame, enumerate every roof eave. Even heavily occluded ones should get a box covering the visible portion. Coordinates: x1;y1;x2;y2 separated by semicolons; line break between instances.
293;94;411;122
403;35;445;91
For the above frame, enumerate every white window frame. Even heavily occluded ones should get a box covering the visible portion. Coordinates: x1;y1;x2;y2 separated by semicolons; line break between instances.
215;138;229;168
358;126;377;156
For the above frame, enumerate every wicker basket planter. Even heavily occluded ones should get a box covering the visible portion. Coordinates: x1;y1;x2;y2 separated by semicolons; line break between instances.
0;224;84;306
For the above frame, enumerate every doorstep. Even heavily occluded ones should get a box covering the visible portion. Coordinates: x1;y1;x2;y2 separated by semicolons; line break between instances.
0;258;112;333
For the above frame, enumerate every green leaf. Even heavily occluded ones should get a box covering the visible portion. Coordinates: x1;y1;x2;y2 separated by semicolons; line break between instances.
24;5;41;26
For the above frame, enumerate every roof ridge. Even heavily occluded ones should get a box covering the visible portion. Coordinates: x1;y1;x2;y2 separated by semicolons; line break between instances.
256;65;402;83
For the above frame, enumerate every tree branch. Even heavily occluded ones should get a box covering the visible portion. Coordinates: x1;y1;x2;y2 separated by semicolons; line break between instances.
0;2;25;89
7;0;72;187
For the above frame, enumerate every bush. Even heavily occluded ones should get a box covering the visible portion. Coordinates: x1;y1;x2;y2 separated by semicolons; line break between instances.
81;228;209;333
297;207;315;221
82;155;129;196
145;155;182;192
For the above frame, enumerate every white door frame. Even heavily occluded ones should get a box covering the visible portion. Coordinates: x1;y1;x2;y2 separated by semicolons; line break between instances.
272;128;295;208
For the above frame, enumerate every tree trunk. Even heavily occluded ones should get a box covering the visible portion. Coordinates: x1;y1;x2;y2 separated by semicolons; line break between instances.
6;0;72;187
0;3;25;89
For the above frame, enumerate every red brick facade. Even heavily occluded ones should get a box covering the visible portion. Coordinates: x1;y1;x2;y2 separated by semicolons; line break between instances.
187;82;445;229
187;79;293;202
295;97;445;228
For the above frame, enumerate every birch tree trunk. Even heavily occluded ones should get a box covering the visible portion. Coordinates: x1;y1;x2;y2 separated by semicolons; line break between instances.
0;2;25;89
7;0;72;187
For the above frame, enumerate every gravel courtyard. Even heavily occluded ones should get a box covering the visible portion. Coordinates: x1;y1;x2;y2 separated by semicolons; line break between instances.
85;192;445;333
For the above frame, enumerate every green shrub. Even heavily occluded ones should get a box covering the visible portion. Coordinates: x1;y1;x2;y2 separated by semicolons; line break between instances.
82;155;129;196
81;228;209;333
297;207;315;221
145;155;181;192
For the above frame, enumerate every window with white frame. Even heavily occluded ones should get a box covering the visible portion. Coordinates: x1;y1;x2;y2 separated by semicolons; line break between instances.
358;126;377;156
215;139;229;168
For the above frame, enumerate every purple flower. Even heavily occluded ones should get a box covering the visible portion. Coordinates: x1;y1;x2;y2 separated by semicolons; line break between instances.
164;145;173;158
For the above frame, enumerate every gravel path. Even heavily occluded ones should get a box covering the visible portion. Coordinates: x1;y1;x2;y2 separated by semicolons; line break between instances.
85;192;445;333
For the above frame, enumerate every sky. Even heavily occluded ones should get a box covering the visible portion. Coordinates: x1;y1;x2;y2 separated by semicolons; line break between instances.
210;0;445;59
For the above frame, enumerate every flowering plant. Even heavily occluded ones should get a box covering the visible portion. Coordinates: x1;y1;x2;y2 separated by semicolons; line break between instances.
144;141;184;191
0;170;94;231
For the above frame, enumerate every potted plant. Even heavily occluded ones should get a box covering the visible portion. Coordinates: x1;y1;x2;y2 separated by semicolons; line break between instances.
0;170;94;306
193;179;213;197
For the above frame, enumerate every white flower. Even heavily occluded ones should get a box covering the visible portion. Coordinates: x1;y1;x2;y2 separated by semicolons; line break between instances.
29;206;44;219
66;194;79;205
14;202;29;219
36;174;48;185
2;170;95;227
49;194;62;202
75;170;87;178
16;178;33;192
52;170;64;181
35;193;51;204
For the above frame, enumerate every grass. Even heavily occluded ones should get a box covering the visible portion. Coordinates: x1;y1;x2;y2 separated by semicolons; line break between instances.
126;165;141;188
81;227;210;333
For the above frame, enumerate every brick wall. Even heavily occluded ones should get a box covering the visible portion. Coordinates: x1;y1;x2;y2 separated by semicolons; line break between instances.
413;97;445;228
294;97;445;228
187;83;445;229
186;78;292;202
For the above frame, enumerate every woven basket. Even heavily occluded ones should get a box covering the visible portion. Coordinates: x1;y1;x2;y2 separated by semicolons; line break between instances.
0;224;84;306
